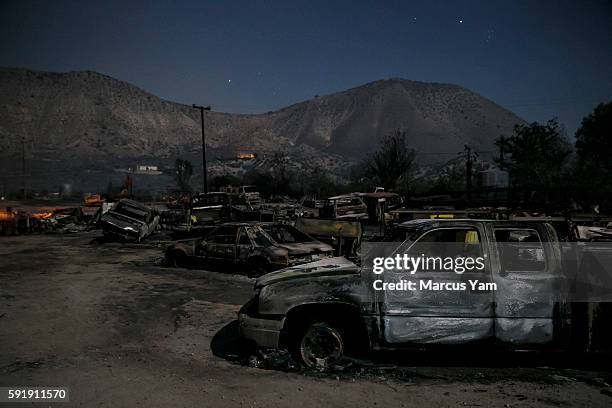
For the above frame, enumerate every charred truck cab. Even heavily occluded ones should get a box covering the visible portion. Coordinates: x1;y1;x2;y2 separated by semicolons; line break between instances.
238;219;605;369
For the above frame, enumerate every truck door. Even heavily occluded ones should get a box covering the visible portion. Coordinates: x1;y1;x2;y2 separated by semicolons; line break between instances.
491;223;562;345
380;225;495;344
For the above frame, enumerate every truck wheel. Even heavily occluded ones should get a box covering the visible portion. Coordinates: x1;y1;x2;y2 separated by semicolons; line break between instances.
297;321;345;370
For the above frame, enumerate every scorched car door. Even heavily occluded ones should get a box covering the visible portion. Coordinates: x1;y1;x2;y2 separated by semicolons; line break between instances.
204;225;238;262
491;224;561;345
380;225;495;345
236;227;254;263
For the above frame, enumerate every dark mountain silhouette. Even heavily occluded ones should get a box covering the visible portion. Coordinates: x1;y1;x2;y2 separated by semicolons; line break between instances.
0;68;524;192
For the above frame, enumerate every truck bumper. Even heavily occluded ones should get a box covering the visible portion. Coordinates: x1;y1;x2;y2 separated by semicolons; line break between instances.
238;300;284;348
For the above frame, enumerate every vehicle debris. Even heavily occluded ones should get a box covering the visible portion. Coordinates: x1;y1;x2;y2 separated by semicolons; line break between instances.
84;194;105;207
0;207;18;235
357;190;404;223
294;218;362;258
319;194;368;220
191;192;232;225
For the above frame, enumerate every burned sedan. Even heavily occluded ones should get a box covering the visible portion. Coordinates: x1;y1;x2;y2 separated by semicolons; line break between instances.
100;199;160;242
164;222;333;276
238;219;612;369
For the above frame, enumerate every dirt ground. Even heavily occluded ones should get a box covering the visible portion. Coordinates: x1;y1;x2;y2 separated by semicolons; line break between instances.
1;232;612;407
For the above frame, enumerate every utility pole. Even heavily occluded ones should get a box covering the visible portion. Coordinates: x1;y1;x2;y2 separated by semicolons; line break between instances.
192;104;211;193
464;144;473;202
497;136;506;170
21;136;26;199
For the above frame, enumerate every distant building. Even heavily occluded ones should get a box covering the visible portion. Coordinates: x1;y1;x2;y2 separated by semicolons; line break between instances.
133;164;162;175
479;168;509;189
136;165;158;172
59;183;73;198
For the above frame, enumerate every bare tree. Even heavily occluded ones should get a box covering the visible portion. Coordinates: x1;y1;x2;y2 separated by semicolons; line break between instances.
496;119;571;189
175;158;193;192
364;129;416;191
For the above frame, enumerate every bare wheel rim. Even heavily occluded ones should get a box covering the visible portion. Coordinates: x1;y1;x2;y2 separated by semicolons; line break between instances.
300;322;344;369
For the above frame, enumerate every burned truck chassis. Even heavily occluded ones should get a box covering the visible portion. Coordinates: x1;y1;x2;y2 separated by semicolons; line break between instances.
239;220;611;368
240;294;576;358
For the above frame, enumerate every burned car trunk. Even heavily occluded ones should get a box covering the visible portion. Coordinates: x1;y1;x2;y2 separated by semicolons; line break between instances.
100;199;160;242
294;218;362;259
260;222;334;264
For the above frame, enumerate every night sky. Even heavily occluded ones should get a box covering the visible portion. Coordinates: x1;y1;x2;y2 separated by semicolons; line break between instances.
1;0;610;133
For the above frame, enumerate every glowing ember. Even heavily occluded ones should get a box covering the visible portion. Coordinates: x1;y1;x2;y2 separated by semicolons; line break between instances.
0;211;16;221
31;212;54;220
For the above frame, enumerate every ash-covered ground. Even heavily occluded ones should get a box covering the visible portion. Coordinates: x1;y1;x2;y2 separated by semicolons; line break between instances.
1;232;612;407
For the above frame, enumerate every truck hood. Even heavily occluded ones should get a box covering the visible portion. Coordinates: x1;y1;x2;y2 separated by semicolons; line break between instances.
255;256;358;289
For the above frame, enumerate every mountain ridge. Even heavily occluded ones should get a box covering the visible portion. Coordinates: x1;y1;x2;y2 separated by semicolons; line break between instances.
0;67;524;191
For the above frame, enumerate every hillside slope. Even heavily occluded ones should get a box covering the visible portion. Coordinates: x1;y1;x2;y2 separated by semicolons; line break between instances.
0;68;524;191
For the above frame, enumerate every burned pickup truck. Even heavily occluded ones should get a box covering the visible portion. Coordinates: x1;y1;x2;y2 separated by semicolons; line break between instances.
100;199;160;242
165;222;333;276
238;218;612;369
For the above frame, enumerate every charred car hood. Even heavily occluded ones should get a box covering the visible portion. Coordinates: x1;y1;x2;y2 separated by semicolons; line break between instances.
277;241;333;255
255;256;358;289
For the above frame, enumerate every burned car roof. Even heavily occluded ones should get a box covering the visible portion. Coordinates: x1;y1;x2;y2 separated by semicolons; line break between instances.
212;221;266;227
118;199;150;209
398;219;499;228
326;194;361;200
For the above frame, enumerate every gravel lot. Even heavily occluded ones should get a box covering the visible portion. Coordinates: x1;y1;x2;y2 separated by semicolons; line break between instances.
1;232;611;407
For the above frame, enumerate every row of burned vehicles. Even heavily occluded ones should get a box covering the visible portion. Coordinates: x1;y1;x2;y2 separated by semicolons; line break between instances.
1;206;91;235
81;186;403;242
241;220;612;368
96;184;407;242
159;204;612;369
162;188;405;231
96;192;376;244
96;190;612;369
